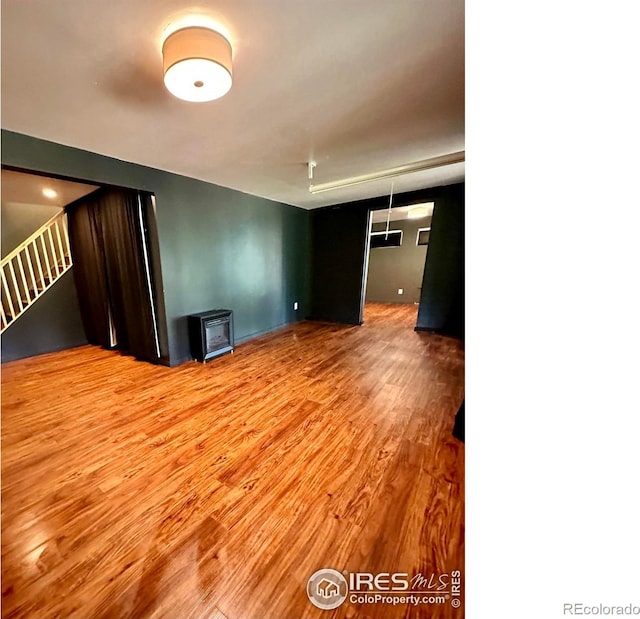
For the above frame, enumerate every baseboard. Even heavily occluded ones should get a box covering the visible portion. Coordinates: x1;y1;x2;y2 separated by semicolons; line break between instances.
414;325;465;345
414;325;435;333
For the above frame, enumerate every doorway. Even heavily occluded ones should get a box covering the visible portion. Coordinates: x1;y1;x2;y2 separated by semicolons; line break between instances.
361;201;434;324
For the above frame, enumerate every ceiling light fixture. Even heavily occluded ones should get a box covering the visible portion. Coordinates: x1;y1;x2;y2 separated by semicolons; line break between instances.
162;26;232;102
42;188;58;199
407;203;433;219
308;151;465;194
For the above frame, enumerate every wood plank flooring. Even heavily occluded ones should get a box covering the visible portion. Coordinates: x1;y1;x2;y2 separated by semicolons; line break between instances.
1;303;465;619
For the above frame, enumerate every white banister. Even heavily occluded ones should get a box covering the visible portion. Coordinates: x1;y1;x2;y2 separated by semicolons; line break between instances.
7;260;23;312
1;211;73;333
1;270;16;319
47;227;60;276
2;211;63;264
54;221;65;268
16;255;30;303
32;244;45;294
25;247;39;300
40;234;53;284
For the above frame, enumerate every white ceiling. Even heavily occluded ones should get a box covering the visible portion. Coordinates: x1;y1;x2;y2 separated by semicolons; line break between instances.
1;169;99;209
0;0;464;209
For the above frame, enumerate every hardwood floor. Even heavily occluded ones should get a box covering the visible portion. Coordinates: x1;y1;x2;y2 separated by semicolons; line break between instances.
1;303;465;619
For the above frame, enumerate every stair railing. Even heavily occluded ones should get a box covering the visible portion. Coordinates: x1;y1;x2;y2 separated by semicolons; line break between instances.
1;211;73;333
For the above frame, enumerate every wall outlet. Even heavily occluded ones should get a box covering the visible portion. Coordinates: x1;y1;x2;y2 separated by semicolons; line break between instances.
293;301;299;310
398;288;404;295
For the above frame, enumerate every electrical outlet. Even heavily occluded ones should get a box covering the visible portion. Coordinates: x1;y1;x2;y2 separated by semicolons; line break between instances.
398;288;404;295
294;301;299;310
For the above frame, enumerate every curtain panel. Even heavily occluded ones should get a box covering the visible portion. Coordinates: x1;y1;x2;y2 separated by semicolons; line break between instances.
67;188;160;363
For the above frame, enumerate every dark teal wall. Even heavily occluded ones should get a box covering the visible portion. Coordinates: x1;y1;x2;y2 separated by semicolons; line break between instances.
1;270;88;362
1;130;311;365
310;204;369;325
416;183;464;337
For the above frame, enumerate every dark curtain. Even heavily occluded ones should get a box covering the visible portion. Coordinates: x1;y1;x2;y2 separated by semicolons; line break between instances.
67;188;160;363
67;196;112;348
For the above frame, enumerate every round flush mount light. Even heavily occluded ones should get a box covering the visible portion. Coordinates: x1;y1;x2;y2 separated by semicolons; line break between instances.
162;26;232;102
42;188;58;199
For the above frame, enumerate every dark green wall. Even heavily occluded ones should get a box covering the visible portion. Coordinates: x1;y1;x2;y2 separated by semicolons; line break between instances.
1;130;311;365
366;217;431;304
309;183;464;336
1;270;88;362
415;183;464;337
310;205;369;325
1;202;61;259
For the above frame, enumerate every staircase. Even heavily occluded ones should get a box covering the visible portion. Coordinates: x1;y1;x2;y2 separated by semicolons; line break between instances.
1;211;73;333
